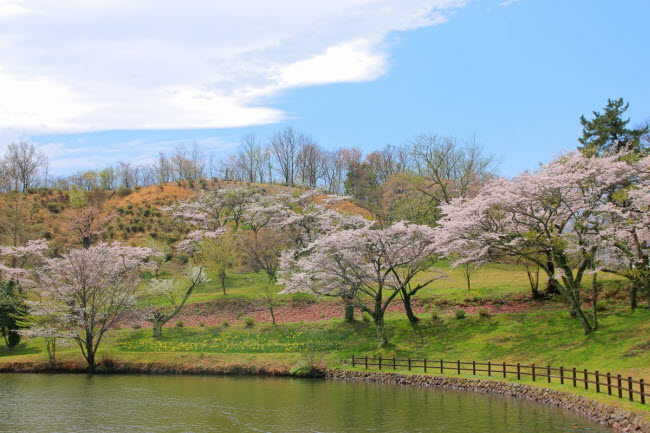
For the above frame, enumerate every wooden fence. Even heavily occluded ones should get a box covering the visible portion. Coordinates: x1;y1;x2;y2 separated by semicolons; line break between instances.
350;356;648;405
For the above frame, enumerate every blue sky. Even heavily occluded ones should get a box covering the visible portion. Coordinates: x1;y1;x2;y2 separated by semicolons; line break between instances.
1;0;649;177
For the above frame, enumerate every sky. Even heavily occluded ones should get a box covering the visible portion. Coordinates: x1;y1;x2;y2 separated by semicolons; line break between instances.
0;0;649;177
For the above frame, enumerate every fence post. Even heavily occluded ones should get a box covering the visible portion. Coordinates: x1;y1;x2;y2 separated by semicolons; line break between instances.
408;357;411;371
560;366;564;385
503;362;507;378
517;363;521;380
440;359;444;374
393;357;396;370
424;358;427;373
352;356;355;367
573;368;577;387
457;360;461;375
584;370;588;390
488;361;491;377
595;371;600;393
617;375;623;398
379;355;382;371
606;373;611;395
365;356;368;369
628;377;634;402
547;365;551;383
532;364;536;382
640;379;645;405
473;361;476;376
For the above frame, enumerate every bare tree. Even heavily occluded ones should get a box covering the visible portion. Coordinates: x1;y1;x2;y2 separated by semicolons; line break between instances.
4;141;47;191
239;134;264;183
296;139;325;188
270;126;304;185
411;134;497;206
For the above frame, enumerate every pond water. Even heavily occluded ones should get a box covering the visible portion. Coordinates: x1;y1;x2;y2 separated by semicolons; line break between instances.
0;374;609;432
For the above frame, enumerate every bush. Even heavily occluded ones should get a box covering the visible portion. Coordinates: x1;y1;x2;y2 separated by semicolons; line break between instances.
244;317;255;327
430;310;441;322
199;321;206;327
175;320;184;328
132;323;142;330
455;309;466;320
596;300;608;312
117;186;133;197
222;320;230;327
361;312;371;322
46;202;61;213
477;308;490;318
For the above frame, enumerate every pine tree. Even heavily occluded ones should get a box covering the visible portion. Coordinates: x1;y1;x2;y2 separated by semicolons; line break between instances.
578;98;648;156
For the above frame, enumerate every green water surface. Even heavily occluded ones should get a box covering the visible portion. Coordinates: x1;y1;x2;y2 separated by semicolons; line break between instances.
0;374;609;432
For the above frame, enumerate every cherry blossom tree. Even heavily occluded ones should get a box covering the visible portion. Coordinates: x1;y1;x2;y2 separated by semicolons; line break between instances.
32;243;150;371
435;151;647;334
281;222;443;345
19;298;75;366
598;155;650;307
145;266;208;338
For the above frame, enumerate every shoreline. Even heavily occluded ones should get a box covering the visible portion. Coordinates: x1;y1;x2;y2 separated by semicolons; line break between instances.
2;360;649;432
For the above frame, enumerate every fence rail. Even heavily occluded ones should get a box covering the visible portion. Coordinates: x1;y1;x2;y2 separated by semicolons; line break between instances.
349;356;648;405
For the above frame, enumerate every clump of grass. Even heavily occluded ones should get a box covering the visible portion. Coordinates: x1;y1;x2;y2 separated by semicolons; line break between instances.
199;321;206;327
477;308;490;318
222;320;230;327
175;320;184;328
132;323;142;330
244;317;255;327
455;309;467;320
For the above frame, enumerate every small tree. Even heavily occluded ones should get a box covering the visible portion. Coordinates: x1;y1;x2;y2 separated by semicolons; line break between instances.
199;230;237;294
33;243;150;371
146;266;208;338
0;279;26;348
19;299;74;367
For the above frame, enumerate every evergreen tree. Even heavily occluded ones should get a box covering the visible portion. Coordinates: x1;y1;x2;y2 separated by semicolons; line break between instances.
578;98;648;157
0;279;26;348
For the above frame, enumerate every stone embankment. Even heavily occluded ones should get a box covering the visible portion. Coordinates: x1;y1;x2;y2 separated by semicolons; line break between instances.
327;369;650;433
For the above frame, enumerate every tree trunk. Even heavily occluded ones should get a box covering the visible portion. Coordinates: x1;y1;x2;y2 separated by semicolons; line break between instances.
220;270;227;295
373;313;387;347
152;318;163;339
545;256;560;295
630;282;638;310
344;304;355;323
592;273;599;331
401;290;419;324
87;351;95;373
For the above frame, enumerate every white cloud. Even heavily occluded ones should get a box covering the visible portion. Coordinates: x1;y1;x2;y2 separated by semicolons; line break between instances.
0;0;470;134
499;0;520;6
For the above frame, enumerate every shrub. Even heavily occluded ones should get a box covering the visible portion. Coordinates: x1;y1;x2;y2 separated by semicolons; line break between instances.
430;310;441;322
132;323;142;330
596;300;608;312
244;317;255;327
222;320;230;327
361;312;371;322
477;308;490;318
46;202;61;213
199;321;206;327
117;186;133;197
175;320;184;328
455;309;466;320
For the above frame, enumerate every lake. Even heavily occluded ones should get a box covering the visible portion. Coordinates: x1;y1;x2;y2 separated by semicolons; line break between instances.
0;374;609;432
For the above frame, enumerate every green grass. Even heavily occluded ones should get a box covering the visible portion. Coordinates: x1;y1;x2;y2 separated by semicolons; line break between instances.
139;260;626;308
